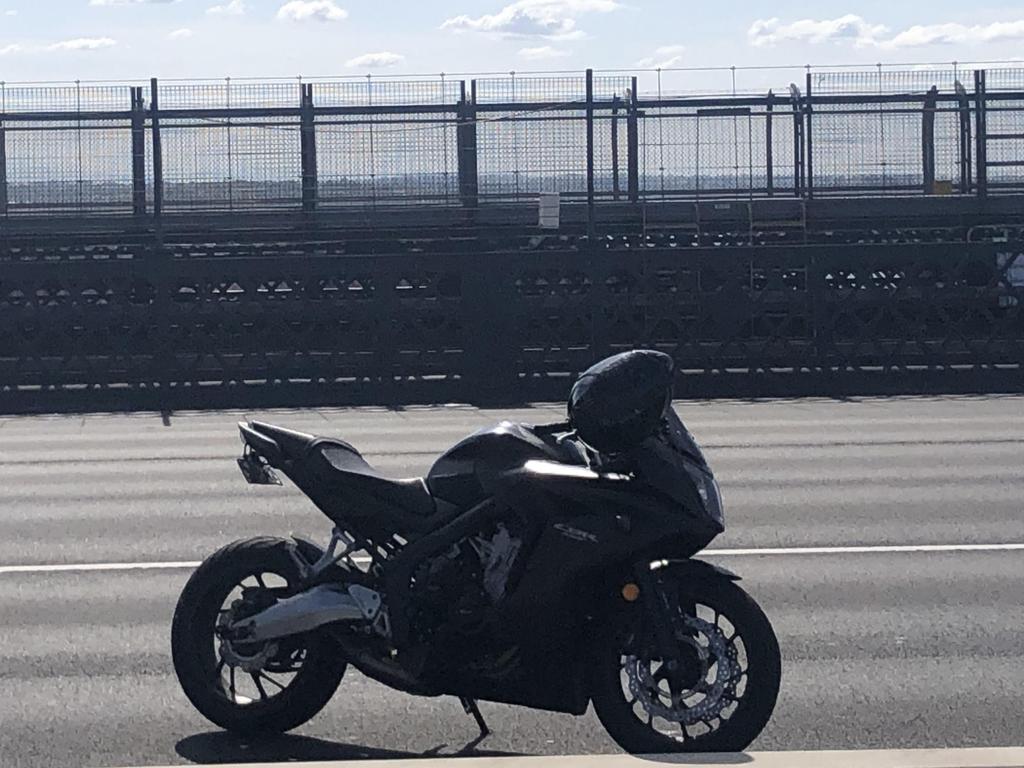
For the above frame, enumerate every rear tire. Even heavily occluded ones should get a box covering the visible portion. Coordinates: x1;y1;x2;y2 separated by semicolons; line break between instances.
591;570;781;754
171;537;346;735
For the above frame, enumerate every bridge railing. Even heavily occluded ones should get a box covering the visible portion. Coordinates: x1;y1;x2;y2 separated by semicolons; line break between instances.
1;65;1022;220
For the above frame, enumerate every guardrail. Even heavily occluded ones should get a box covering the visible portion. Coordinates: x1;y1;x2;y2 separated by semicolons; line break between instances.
1;224;1021;413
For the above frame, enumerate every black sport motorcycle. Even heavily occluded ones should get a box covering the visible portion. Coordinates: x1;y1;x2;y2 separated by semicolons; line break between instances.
171;351;781;754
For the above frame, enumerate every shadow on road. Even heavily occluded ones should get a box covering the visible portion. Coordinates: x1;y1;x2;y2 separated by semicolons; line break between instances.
175;731;526;763
636;755;754;765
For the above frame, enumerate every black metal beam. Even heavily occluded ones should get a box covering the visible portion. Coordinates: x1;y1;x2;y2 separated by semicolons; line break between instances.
586;69;595;237
457;80;480;216
150;78;164;219
975;70;988;198
805;72;814;199
922;86;938;194
300;83;318;213
766;90;774;197
131;87;147;216
611;95;621;201
0;117;7;218
627;77;639;204
955;80;973;193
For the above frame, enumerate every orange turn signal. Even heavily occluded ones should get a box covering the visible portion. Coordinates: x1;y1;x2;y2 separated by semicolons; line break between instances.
621;583;641;602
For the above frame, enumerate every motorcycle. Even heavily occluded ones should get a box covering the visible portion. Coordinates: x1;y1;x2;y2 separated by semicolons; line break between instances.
171;350;781;754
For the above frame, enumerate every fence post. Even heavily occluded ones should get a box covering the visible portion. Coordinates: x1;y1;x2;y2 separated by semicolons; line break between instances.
954;80;972;194
456;80;479;216
585;69;595;236
0;115;7;218
789;84;803;197
922;86;938;194
627;76;639;204
299;83;318;213
765;90;774;197
611;95;621;200
804;72;814;199
131;87;147;216
974;69;988;198
150;78;163;219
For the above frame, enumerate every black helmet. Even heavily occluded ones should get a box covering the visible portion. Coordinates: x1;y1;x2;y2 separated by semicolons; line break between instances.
568;350;675;453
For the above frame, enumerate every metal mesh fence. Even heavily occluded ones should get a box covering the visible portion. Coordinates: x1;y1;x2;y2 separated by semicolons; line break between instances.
812;101;926;191
987;97;1024;188
474;75;630;104
1;68;1023;216
317;114;459;205
811;69;963;95
984;68;1024;92
159;115;302;210
314;77;462;107
638;103;796;198
4;120;134;211
478;111;588;199
0;82;137;113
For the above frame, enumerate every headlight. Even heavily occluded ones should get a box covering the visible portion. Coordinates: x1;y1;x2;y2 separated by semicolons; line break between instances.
683;462;725;525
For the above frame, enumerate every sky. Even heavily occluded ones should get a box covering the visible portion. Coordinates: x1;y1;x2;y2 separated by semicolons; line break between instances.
0;0;1022;83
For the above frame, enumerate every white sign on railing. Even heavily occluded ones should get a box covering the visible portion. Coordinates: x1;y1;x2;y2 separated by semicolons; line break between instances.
539;192;560;229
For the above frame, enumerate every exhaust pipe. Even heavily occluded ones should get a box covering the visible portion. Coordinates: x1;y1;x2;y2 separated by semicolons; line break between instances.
232;584;382;642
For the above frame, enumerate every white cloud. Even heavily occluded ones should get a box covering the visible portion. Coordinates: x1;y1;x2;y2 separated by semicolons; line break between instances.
4;9;18;15
748;14;1024;49
518;45;570;60
442;0;619;40
89;0;178;6
0;43;24;56
277;0;347;22
207;0;245;16
748;15;888;48
47;37;118;51
168;28;194;40
635;44;684;69
884;20;1024;47
345;51;405;69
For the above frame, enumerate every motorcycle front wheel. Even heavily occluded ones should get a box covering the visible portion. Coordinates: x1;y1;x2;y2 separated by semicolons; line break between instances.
591;566;781;754
171;537;347;735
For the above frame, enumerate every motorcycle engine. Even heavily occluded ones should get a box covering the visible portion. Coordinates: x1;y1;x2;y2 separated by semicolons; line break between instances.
409;521;524;639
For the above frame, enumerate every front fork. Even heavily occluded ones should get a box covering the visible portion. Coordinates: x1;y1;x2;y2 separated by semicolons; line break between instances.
633;565;688;668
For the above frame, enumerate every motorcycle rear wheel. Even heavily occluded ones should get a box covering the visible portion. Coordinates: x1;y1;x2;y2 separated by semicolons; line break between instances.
591;568;781;754
171;536;347;735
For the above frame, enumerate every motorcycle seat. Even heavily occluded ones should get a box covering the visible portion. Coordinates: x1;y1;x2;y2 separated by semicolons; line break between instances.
246;421;436;517
318;442;436;517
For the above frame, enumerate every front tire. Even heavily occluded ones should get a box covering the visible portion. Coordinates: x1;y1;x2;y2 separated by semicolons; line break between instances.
591;568;781;753
171;537;346;735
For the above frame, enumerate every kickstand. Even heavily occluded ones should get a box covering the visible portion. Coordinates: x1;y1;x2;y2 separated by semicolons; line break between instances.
460;697;491;747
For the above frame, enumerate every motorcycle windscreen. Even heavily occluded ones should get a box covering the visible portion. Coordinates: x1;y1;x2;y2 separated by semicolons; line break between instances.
629;409;721;531
663;407;709;467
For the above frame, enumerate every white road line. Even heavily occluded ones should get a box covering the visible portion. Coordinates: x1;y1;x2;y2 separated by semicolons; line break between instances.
2;542;1023;576
0;561;202;575
127;747;1024;768
705;543;1024;557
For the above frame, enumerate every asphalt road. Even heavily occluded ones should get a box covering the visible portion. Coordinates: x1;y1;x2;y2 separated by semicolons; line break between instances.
1;396;1022;767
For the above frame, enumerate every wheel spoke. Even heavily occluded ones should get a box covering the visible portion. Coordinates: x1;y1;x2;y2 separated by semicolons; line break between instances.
229;667;237;700
255;573;268;590
258;671;288;692
251;672;269;700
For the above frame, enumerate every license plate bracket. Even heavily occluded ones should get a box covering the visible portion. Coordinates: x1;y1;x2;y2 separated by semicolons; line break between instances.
237;451;282;486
